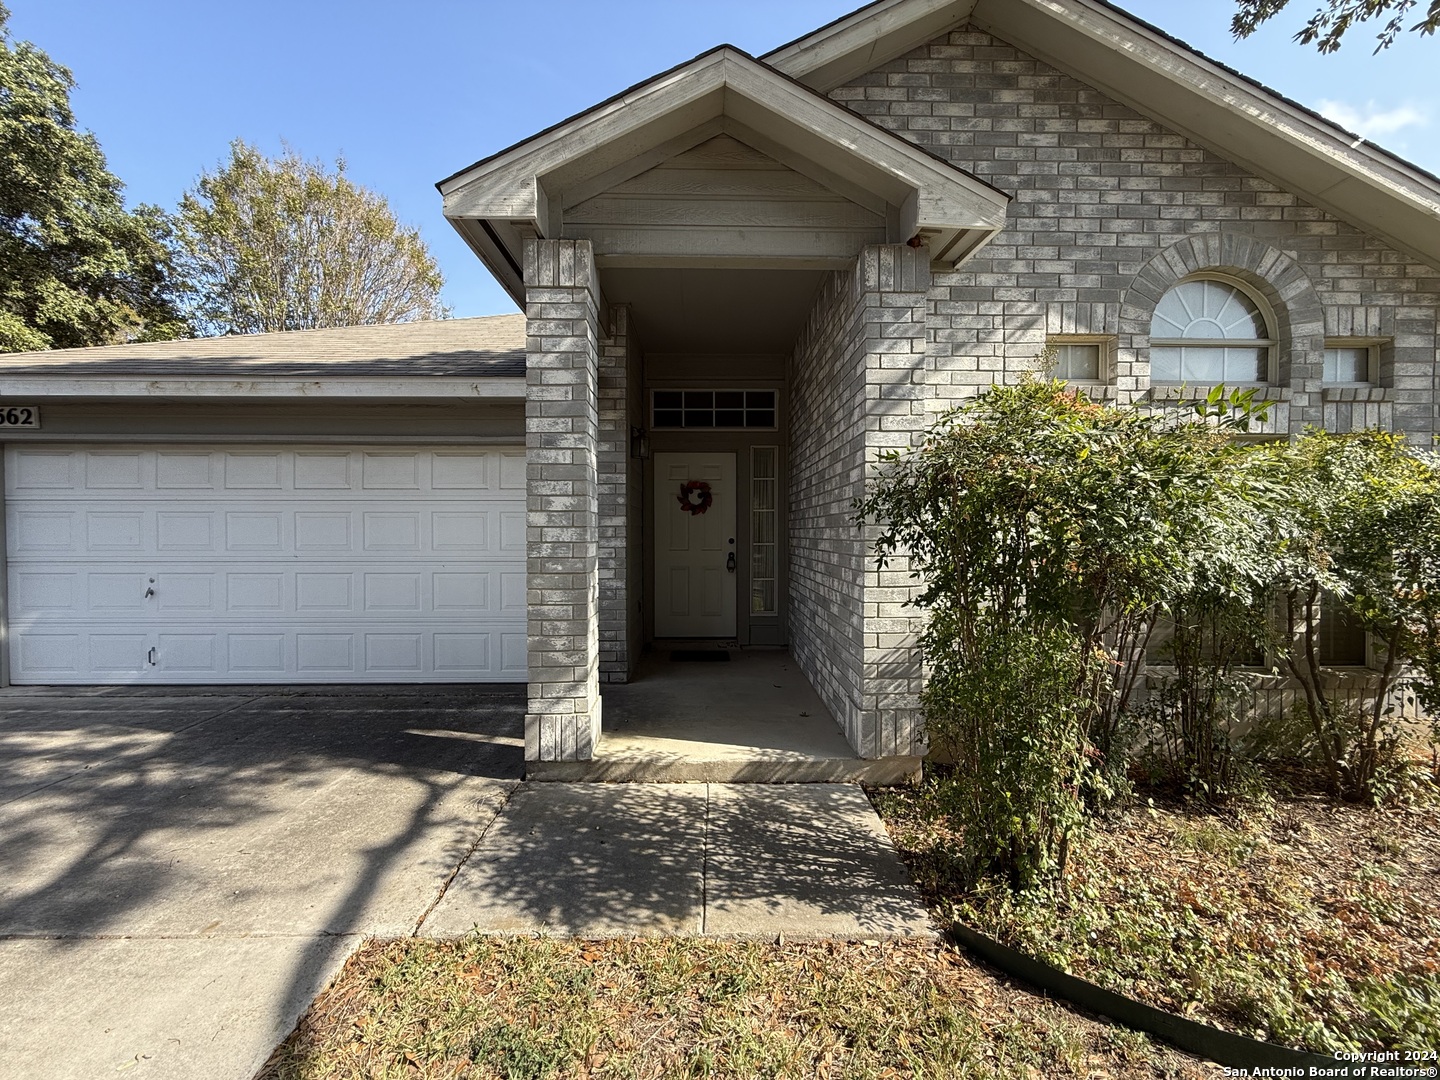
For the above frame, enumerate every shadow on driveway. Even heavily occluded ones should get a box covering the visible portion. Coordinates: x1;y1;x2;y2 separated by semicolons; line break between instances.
0;684;523;1079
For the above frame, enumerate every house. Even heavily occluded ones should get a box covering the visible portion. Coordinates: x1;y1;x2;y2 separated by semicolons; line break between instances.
1;0;1436;776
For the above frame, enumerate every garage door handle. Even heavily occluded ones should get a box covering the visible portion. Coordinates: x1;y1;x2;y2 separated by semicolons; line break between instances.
147;647;157;666
145;587;155;599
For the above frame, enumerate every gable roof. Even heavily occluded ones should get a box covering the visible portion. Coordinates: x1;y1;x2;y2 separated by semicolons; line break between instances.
438;46;1012;304
764;0;1440;270
0;315;526;378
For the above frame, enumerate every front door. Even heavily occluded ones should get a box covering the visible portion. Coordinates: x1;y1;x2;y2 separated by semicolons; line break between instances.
654;452;736;637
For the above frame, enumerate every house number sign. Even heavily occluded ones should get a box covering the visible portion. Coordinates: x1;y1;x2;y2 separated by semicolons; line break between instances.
0;406;40;429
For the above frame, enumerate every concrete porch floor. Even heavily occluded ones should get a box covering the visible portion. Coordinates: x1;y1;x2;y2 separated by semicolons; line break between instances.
527;648;922;783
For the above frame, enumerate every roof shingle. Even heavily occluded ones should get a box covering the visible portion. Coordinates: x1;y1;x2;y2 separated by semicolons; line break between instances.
0;314;527;378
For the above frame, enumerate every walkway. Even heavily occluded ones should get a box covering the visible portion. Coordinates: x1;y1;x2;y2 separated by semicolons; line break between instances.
422;782;934;938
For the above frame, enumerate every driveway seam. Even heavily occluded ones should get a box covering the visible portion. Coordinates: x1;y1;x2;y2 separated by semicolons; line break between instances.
409;782;519;937
164;696;262;735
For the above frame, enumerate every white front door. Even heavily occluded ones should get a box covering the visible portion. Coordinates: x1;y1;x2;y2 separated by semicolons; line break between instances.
654;452;736;638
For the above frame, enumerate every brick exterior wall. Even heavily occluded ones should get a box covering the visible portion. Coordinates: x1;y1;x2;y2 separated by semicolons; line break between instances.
789;245;930;758
829;26;1439;442
523;239;602;761
597;305;643;683
789;265;867;750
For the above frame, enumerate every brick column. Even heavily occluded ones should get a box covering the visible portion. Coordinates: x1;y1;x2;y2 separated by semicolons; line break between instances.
524;239;602;762
859;245;931;758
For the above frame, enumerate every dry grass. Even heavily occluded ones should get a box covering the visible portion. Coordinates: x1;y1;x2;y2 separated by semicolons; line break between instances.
874;785;1440;1055
259;936;1217;1080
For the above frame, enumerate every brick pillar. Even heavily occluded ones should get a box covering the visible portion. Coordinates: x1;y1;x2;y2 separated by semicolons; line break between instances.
524;239;602;762
859;245;931;758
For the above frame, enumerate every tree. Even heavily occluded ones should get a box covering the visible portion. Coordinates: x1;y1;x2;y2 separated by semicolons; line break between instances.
1232;0;1440;53
856;381;1266;887
169;141;445;336
0;4;185;351
1261;431;1440;800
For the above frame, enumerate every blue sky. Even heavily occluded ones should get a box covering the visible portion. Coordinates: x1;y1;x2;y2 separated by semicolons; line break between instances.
9;0;1437;319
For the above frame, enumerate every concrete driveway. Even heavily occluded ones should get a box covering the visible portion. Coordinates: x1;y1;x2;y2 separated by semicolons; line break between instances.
0;685;523;1080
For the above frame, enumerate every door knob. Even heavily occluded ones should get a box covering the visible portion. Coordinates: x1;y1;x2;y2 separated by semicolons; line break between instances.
726;551;736;574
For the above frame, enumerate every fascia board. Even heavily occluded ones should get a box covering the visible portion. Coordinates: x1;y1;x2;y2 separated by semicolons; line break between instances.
0;377;528;400
978;0;1440;264
765;0;978;90
441;54;732;218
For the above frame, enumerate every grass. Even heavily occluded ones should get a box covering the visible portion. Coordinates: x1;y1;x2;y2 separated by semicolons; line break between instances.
260;936;1215;1079
872;782;1440;1057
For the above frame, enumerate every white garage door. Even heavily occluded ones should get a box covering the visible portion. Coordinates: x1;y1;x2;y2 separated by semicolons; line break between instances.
4;444;528;684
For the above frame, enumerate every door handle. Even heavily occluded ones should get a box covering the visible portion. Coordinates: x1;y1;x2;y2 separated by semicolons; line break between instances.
145;587;155;599
147;647;157;666
726;551;736;574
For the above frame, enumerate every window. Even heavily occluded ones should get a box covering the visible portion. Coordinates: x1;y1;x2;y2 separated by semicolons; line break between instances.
1047;339;1105;382
652;390;776;429
1149;277;1275;383
1323;343;1376;385
1318;594;1368;666
750;447;778;616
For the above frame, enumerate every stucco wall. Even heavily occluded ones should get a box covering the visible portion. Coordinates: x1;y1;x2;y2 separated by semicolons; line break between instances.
831;26;1439;441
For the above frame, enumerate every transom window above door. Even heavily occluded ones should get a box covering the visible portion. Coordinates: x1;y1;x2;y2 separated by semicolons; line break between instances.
1149;276;1276;384
652;390;777;429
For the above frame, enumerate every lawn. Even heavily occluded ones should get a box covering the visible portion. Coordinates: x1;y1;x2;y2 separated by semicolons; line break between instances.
872;783;1440;1057
260;936;1216;1079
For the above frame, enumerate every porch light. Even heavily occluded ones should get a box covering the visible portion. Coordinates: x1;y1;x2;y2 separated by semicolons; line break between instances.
630;425;650;460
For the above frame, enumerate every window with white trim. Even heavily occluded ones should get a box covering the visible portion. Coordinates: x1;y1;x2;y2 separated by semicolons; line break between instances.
1149;276;1276;384
1046;338;1108;383
1322;342;1378;385
750;447;778;616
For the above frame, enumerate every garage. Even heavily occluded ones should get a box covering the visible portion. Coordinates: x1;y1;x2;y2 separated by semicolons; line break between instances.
4;443;528;684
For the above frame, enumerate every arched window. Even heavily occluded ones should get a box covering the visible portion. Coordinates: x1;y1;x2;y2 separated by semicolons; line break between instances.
1149;276;1275;384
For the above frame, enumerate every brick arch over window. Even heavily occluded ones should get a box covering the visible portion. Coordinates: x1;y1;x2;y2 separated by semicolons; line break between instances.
1120;234;1325;413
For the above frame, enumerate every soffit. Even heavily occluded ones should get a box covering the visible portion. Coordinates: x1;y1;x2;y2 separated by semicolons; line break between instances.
438;46;1011;305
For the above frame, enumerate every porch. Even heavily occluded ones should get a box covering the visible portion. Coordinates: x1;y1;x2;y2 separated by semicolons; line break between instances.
528;649;922;784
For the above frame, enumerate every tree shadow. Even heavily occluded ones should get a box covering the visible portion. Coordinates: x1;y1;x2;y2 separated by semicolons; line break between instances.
424;782;932;939
0;681;524;951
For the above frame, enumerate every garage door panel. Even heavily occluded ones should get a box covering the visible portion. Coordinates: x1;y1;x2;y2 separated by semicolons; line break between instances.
85;451;146;490
156;451;216;489
11;449;76;490
6;445;527;684
294;452;351;490
8;624;526;683
223;452;283;490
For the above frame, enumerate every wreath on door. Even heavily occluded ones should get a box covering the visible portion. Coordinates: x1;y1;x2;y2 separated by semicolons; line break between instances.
677;480;713;515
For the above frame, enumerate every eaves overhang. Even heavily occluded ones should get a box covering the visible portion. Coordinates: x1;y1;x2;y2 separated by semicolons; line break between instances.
438;45;1012;305
764;0;1440;271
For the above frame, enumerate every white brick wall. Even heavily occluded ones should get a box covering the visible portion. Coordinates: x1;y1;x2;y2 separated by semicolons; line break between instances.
524;239;602;762
597;305;642;683
789;246;930;759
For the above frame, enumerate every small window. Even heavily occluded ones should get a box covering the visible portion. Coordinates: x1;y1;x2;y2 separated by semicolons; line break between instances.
1323;344;1375;385
750;447;778;616
1150;276;1275;384
1318;594;1368;666
1047;341;1104;382
652;389;777;429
